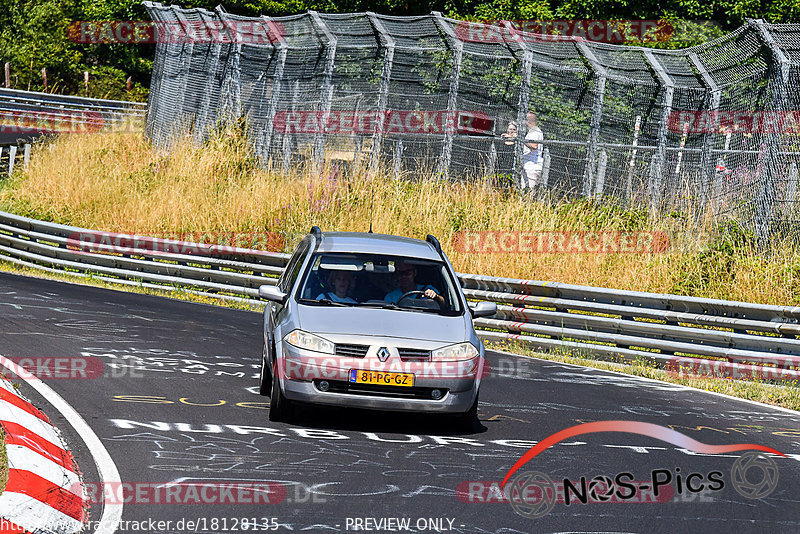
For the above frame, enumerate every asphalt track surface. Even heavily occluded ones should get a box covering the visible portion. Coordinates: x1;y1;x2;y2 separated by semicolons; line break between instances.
1;271;799;533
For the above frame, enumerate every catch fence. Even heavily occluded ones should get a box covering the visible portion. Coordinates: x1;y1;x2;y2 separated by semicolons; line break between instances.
143;3;800;239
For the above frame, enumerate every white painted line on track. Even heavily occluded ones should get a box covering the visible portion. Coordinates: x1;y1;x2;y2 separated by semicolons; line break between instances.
0;354;123;534
488;348;800;416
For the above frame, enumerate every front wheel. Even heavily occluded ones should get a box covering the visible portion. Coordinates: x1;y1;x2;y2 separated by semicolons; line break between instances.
268;358;293;423
453;392;479;432
258;342;272;396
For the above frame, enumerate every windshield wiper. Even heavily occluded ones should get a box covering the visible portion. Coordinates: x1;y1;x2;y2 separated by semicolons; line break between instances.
297;298;348;307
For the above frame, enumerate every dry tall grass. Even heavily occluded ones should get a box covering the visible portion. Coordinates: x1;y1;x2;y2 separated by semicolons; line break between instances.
2;129;799;305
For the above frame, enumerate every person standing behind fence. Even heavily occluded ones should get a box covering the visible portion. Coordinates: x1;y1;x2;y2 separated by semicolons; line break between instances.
521;112;543;190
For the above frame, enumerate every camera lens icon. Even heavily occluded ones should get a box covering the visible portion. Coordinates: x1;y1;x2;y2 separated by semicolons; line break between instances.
730;451;779;500
507;471;557;519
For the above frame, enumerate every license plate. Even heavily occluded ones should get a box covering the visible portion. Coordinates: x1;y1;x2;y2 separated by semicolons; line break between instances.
349;369;414;387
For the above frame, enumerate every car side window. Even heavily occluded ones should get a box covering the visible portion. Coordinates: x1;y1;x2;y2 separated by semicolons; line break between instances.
280;237;312;292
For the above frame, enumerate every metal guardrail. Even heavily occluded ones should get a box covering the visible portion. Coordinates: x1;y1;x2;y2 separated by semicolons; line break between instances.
0;209;797;381
0;89;147;144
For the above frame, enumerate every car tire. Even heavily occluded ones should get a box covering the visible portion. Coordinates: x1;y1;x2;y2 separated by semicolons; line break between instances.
268;358;293;423
258;342;271;397
454;391;479;432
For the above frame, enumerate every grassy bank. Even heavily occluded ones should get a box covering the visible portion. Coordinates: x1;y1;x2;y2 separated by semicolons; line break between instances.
1;129;799;305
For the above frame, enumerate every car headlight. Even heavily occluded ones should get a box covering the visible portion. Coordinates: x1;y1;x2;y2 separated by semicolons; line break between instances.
284;330;334;354
432;342;478;361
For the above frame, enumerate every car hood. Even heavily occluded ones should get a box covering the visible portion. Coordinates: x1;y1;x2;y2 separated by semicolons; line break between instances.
297;305;468;343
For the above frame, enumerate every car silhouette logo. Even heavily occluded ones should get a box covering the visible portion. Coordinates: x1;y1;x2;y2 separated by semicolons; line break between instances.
377;347;391;362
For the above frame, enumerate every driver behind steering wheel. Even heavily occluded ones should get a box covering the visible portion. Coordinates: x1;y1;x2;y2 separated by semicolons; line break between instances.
384;260;445;308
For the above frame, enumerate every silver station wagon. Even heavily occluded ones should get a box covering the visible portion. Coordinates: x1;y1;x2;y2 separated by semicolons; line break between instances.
258;227;496;429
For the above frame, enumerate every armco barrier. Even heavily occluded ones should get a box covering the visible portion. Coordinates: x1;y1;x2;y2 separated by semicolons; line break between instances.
0;209;798;381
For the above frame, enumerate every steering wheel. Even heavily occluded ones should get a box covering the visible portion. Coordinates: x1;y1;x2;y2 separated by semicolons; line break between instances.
397;290;441;310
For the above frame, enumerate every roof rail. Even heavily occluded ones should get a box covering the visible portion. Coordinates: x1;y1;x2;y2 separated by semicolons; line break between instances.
426;234;442;254
310;226;322;239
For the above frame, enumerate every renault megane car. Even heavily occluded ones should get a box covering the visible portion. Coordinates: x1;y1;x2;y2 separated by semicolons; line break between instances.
257;227;496;429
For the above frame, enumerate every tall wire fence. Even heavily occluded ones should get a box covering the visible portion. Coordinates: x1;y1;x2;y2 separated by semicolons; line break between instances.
143;2;800;239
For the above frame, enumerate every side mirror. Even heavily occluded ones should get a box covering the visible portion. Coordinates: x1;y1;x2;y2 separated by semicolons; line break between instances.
259;285;287;304
469;301;497;318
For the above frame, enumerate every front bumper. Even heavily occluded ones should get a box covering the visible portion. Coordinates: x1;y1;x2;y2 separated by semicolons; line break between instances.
277;345;481;413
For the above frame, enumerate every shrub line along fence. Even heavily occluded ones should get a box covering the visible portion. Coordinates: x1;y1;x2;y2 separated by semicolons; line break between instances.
1;209;798;382
144;3;800;241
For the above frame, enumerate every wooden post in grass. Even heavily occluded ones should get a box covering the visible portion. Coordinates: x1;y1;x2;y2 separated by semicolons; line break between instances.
4;63;9;88
126;76;132;92
84;71;89;96
41;68;47;90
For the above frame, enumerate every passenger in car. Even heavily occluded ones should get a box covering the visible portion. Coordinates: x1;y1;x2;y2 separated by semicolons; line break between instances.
316;270;358;304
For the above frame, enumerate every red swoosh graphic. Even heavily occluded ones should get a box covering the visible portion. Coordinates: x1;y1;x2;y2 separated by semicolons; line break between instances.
500;420;786;487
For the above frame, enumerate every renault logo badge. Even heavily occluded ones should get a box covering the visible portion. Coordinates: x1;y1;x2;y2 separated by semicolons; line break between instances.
377;347;391;362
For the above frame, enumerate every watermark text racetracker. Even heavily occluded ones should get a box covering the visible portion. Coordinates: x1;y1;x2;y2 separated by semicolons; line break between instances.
665;356;800;383
669;110;800;134
76;481;302;505
67;230;285;256
5;356;141;380
455;20;674;44
272;110;493;135
453;231;670;254
69;20;286;45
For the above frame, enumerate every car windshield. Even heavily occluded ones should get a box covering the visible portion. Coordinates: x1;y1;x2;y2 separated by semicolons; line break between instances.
296;252;463;315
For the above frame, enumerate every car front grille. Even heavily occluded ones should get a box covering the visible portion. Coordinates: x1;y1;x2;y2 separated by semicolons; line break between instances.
397;348;431;361
334;343;370;358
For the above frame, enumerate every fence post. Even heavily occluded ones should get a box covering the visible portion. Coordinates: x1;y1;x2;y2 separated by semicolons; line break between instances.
432;13;463;179
784;162;798;216
193;8;224;143
594;149;608;197
142;2;172;144
393;140;403;180
171;6;195;132
712;157;726;215
257;16;288;163
648;153;659;200
643;49;675;212
8;146;16;176
689;52;721;225
4;62;9;88
502;22;532;189
749;19;789;243
626;115;641;199
540;147;551;188
217;6;242;125
282;80;300;172
310;11;337;166
368;13;395;172
23;144;30;169
576;42;607;197
488;142;497;178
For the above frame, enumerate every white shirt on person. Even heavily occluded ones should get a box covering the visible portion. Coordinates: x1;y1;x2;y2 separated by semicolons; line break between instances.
523;126;543;165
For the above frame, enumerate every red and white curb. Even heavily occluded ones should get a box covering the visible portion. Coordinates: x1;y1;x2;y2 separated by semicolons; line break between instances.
0;377;85;533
